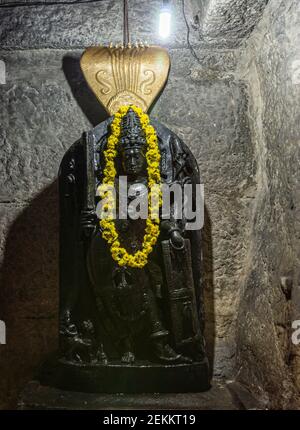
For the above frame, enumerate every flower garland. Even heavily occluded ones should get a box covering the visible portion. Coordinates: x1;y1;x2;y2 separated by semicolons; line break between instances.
98;105;162;269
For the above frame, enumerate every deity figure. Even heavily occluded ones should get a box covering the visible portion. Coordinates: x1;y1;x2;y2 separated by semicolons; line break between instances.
48;45;209;393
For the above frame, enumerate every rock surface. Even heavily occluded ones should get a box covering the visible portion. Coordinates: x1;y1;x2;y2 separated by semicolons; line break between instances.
235;0;300;409
0;0;299;410
190;0;269;47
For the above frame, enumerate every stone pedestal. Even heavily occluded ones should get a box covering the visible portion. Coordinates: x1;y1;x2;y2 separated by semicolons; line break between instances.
18;380;239;410
39;358;210;394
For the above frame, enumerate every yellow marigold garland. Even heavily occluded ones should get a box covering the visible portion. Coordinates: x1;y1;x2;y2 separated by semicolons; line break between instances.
98;105;162;269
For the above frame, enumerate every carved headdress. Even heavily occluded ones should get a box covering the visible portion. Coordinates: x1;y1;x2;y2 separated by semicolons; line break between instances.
118;108;146;151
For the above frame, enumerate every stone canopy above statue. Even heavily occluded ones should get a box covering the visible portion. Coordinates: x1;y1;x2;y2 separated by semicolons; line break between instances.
80;45;170;114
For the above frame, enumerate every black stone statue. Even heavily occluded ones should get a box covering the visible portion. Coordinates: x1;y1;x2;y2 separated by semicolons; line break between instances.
43;108;209;393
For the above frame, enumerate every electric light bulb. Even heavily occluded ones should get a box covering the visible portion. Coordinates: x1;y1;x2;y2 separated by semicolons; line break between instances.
159;9;171;38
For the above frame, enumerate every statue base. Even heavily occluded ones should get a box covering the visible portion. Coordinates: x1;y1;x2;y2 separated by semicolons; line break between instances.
18;380;240;410
39;357;210;394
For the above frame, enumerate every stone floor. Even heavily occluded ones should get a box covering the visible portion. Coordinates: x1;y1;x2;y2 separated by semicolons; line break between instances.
18;380;246;410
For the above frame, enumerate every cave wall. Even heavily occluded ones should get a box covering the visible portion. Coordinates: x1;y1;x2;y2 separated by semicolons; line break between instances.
189;0;269;47
0;0;255;407
235;0;300;409
0;0;298;410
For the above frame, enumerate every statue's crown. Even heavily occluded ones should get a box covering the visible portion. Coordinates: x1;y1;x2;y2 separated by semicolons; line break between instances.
119;108;146;150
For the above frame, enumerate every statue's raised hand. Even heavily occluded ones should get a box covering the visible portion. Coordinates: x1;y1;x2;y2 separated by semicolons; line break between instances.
170;230;184;250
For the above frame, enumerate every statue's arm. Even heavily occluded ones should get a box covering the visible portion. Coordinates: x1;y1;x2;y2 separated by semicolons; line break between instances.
160;133;200;248
160;190;186;249
161;221;185;249
79;131;99;238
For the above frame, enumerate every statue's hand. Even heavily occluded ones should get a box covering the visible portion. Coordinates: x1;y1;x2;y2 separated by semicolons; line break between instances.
170;230;185;250
80;210;97;238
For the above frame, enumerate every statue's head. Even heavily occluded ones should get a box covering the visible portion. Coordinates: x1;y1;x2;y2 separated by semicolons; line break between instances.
118;108;147;176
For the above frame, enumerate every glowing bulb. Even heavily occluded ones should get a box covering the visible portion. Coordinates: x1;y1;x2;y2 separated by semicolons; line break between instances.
159;10;171;38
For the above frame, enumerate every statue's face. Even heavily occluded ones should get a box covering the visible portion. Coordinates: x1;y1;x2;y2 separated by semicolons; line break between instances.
121;147;146;176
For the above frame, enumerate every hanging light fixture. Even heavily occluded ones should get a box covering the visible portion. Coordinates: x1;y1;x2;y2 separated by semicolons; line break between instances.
159;0;171;39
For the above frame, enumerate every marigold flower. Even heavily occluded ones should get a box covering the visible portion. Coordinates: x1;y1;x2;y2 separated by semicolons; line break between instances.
99;105;162;269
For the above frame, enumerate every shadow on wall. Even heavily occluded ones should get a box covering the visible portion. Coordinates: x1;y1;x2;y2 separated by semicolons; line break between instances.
62;55;109;127
202;206;215;379
0;181;59;409
0;53;108;407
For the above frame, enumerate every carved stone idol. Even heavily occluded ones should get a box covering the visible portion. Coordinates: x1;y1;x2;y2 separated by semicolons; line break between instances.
42;45;210;393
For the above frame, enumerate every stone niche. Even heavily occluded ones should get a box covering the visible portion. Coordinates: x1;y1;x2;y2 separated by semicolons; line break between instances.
0;0;299;410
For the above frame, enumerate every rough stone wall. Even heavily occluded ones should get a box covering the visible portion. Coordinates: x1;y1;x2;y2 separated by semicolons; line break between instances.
189;0;269;47
235;0;300;409
0;0;257;408
0;0;298;411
